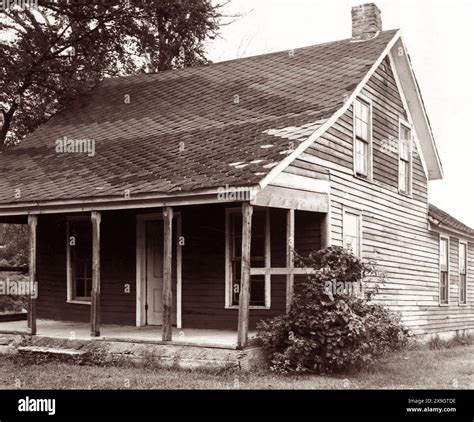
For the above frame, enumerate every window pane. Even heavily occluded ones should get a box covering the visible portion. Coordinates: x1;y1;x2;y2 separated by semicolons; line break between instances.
361;121;368;141
460;274;466;304
399;161;409;193
355;99;362;120
355;139;368;175
400;138;410;160
69;221;92;299
440;239;448;269
343;213;360;256
401;125;411;143
440;272;448;304
361;102;369;124
460;244;466;274
355;118;362;139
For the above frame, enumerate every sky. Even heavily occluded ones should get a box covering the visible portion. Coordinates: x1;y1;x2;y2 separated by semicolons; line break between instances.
206;0;474;228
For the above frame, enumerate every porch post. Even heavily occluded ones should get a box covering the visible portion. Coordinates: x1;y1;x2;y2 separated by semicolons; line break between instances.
286;209;295;313
90;211;101;337
162;206;173;341
27;215;38;335
237;202;253;349
321;208;331;249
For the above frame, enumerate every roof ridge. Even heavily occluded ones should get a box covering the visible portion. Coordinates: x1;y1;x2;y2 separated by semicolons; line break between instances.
100;28;401;85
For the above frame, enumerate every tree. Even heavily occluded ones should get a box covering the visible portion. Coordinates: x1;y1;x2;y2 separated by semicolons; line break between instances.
0;0;228;147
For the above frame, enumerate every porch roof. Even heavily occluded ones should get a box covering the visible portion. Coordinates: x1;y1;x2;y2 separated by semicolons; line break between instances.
0;30;399;211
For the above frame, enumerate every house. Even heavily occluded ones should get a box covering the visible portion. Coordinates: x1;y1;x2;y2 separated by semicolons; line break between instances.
0;3;472;349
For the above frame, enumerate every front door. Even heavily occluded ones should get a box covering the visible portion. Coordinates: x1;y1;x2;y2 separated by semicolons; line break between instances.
145;220;164;325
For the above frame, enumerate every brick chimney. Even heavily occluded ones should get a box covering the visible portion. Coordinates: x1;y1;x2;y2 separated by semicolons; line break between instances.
351;3;382;41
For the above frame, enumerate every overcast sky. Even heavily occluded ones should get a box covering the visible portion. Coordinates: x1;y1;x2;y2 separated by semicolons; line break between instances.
206;0;474;227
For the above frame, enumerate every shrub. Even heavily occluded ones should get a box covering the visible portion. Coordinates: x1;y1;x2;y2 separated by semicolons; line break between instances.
257;246;410;374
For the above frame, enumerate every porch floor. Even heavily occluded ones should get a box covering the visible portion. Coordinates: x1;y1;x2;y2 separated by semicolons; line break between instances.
0;319;257;348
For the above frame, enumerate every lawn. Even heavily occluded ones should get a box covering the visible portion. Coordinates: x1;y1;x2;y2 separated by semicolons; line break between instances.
0;345;473;389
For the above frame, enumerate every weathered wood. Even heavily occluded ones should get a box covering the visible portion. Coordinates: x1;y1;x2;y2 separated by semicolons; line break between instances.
237;202;253;348
27;215;37;335
90;211;101;337
250;267;314;276
321;209;331;249
286;209;295;313
251;185;329;212
162;206;174;341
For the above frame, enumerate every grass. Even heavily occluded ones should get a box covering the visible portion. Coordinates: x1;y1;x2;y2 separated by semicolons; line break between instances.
0;344;473;390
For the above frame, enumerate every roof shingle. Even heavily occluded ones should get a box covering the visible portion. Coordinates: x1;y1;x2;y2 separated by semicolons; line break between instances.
429;204;474;236
0;30;398;205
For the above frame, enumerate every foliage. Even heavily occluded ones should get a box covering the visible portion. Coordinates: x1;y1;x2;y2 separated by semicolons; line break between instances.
257;246;410;374
0;0;229;145
0;224;28;266
428;333;474;350
0;272;29;313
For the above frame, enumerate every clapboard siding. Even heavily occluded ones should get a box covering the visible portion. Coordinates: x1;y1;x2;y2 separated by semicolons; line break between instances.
294;56;473;335
181;205;323;330
36;212;137;325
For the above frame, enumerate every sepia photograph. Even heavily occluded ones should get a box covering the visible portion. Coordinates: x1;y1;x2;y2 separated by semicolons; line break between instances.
0;0;473;417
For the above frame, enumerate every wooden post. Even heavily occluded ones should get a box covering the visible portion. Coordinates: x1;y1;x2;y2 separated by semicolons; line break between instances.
27;215;38;335
162;206;174;341
286;209;295;314
237;202;253;349
90;211;101;337
321;208;331;249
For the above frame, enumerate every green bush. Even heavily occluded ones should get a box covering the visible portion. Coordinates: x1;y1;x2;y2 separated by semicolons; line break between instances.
257;246;410;374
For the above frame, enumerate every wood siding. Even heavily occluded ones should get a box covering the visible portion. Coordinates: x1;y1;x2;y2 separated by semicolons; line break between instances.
292;56;474;335
36;205;323;331
37;212;136;325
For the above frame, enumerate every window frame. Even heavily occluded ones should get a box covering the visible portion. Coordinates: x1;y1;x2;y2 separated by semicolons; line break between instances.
353;95;373;180
66;216;92;305
439;235;450;306
398;119;413;196
225;207;271;310
342;207;363;258
459;241;467;306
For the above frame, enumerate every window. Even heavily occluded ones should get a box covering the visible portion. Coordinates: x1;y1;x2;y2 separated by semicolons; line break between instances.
343;210;361;257
459;242;467;305
354;97;371;177
225;208;270;308
439;237;449;305
67;219;92;303
399;121;412;195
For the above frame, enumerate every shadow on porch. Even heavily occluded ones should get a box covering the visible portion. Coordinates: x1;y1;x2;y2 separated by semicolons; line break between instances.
0;319;259;349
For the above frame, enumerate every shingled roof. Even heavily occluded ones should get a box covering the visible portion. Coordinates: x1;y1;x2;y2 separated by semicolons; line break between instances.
429;204;474;237
0;29;399;206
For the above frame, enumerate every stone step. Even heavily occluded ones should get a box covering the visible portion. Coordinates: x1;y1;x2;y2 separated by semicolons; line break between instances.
18;346;86;357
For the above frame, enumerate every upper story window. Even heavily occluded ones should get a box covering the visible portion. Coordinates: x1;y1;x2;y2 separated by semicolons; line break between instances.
459;242;467;305
225;208;270;309
439;237;449;305
353;97;372;178
399;121;412;195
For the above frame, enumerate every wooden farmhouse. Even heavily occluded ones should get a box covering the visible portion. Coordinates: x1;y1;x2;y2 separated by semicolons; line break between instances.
0;3;472;349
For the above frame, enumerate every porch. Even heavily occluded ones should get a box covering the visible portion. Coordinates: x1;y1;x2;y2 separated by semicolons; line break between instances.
0;319;258;349
0;174;330;349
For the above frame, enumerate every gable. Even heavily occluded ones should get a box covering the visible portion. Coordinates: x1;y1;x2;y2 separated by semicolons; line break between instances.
263;32;443;189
